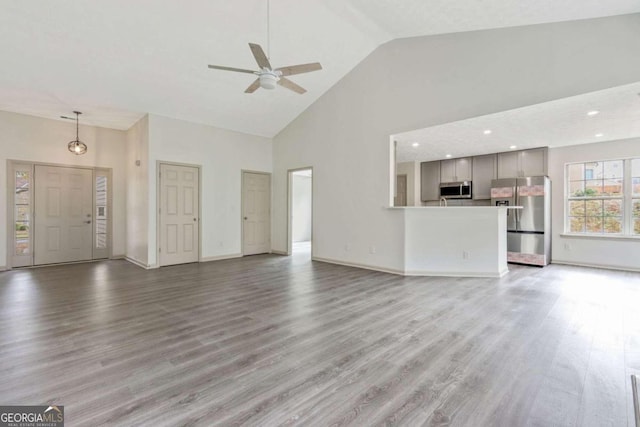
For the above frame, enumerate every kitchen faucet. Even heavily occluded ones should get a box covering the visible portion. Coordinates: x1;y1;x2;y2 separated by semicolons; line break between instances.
439;197;448;207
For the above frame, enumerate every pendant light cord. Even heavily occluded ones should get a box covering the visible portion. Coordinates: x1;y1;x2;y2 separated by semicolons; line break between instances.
76;112;79;141
267;0;270;60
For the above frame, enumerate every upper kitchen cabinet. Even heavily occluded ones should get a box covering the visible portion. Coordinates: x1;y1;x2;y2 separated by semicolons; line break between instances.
497;147;547;178
472;154;497;200
440;157;472;183
421;161;440;201
520;148;547;176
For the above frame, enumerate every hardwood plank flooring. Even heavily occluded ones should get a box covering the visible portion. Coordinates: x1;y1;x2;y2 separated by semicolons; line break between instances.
1;255;639;426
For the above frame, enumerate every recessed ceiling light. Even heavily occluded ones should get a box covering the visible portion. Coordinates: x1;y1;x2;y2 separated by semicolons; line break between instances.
587;110;599;116
412;142;419;147
445;154;452;158
595;133;604;137
509;145;517;150
483;129;492;135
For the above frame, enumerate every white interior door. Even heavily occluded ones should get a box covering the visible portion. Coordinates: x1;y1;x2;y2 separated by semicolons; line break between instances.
34;166;93;265
159;163;200;266
243;172;271;255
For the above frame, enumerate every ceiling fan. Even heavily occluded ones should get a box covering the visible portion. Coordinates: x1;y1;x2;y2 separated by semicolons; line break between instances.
208;43;322;94
207;0;322;94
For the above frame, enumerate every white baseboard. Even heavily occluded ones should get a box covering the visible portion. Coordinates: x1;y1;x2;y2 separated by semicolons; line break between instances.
312;256;508;278
200;253;242;263
312;256;404;275
125;257;151;269
111;254;125;260
0;265;7;272
404;268;509;278
551;260;640;273
271;250;288;256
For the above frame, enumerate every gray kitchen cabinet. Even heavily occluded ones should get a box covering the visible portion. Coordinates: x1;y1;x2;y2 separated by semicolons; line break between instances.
497;151;520;179
421;161;440;201
440;157;472;182
521;147;547;176
440;159;456;183
497;148;547;178
472;154;497;200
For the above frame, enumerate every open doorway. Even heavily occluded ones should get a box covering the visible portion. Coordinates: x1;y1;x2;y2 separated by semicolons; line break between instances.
288;168;313;258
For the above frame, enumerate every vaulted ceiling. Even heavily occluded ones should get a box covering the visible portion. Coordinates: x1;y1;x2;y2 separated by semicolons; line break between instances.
1;0;639;136
395;82;640;163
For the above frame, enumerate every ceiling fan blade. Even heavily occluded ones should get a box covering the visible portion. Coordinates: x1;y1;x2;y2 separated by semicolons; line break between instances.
278;77;306;94
208;65;256;74
245;78;261;94
248;43;272;69
276;62;322;76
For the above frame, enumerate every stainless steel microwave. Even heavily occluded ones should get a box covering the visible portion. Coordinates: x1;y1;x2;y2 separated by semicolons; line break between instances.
439;181;472;199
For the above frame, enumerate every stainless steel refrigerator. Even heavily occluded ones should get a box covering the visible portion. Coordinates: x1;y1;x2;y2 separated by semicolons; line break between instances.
491;176;551;266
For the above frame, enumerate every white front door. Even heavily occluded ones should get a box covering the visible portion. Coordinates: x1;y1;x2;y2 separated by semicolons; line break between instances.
243;172;271;255
34;165;93;265
159;163;200;266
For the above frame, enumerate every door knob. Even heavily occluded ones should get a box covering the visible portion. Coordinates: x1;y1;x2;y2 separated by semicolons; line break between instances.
193;218;197;222
85;220;92;224
244;217;248;220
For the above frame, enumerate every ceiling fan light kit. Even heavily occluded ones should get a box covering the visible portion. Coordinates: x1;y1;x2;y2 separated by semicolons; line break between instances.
207;1;322;94
259;70;279;90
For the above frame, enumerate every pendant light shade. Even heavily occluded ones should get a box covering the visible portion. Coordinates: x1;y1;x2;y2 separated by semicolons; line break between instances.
66;111;87;155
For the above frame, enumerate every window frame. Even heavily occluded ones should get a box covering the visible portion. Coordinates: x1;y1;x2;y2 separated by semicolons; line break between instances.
632;159;640;236
565;157;638;237
8;162;35;267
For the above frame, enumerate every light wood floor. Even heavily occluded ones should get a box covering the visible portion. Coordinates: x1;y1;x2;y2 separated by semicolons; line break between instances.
1;255;639;426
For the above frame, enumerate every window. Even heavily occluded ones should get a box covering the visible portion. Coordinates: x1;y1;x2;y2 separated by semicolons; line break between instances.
95;174;108;249
633;159;640;235
566;158;639;236
14;169;31;254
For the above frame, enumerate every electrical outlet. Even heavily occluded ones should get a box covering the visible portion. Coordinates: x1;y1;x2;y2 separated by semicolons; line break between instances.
344;244;349;252
370;246;376;254
564;243;571;251
463;251;470;260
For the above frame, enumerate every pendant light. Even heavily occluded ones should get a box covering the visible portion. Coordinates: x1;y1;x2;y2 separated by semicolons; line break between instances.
66;111;87;155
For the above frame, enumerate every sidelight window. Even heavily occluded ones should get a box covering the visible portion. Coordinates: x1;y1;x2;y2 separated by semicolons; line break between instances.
95;174;108;249
633;159;640;235
14;169;32;255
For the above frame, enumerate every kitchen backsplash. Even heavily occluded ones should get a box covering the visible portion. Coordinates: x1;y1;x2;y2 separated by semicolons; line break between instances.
422;199;492;207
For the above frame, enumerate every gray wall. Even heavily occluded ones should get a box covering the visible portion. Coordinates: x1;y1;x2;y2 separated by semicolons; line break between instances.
272;14;640;272
549;138;640;271
0;110;128;269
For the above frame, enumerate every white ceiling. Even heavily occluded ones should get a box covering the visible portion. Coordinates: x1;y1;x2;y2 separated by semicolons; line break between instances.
395;81;640;163
1;1;639;135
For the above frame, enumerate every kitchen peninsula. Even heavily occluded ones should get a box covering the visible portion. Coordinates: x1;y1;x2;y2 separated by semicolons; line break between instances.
393;206;518;277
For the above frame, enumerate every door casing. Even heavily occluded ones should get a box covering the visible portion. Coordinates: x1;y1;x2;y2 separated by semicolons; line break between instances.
286;167;313;257
156;161;202;267
6;160;113;269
